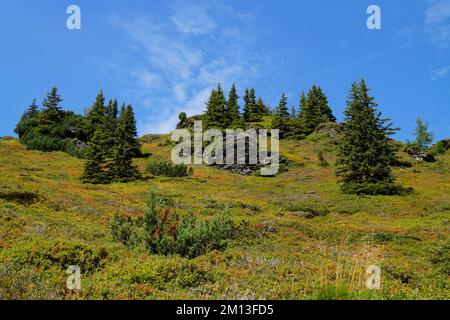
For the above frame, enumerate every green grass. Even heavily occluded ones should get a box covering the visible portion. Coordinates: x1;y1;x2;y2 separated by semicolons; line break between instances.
0;134;449;300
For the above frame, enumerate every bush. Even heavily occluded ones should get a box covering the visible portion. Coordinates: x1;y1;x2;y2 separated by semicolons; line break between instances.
341;181;413;196
317;151;329;167
146;160;190;177
21;132;84;158
0;241;109;273
0;262;65;299
111;191;237;258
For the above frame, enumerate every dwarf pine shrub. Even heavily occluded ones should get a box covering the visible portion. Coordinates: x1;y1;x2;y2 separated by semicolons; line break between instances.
146;160;189;177
111;191;236;258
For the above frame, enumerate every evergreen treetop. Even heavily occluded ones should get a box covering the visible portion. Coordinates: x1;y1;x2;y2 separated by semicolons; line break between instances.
336;79;401;195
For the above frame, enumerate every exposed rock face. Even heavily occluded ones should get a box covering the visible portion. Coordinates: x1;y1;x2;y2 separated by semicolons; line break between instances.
214;154;290;176
406;146;436;162
176;115;203;130
72;138;87;150
315;122;342;138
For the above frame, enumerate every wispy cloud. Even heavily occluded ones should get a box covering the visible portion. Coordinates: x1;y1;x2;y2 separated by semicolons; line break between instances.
425;0;450;24
431;65;450;80
424;0;450;46
170;2;217;35
107;1;262;134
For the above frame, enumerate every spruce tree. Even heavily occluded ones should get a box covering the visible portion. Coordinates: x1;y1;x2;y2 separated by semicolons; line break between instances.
314;86;336;123
256;97;268;115
227;84;240;126
81;91;111;184
204;84;228;129
15;99;40;138
249;88;260;121
243;88;251;122
272;93;290;139
37;87;63;135
299;86;335;135
111;104;141;181
336;80;401;195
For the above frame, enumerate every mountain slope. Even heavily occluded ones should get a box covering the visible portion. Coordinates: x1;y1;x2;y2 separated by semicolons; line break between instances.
0;134;449;299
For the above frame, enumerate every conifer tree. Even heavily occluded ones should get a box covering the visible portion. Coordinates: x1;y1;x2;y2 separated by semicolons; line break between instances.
272;93;290;139
249;88;261;121
204;84;228;129
414;118;434;149
256;97;268;115
227;84;240;126
37;87;63;135
336;80;400;195
111;104;141;181
314;86;336;123
243;88;251;122
15;99;40;138
81;90;111;184
299;86;335;135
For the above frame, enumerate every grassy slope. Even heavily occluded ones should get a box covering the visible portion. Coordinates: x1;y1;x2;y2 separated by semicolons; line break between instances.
0;134;448;300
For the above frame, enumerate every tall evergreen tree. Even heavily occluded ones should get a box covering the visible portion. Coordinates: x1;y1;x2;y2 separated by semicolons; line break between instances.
204;83;228;129
249;88;261;121
227;84;240;126
256;97;268;115
272;93;290;138
299;86;335;135
414;118;434;149
15;99;40;138
314;86;336;123
111;104;141;181
243;88;251;122
336;80;400;195
37;87;63;135
81;90;111;184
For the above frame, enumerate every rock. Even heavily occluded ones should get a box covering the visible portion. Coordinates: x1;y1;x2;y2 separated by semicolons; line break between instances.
315;123;342;138
406;146;436;162
264;225;277;233
176;115;203;129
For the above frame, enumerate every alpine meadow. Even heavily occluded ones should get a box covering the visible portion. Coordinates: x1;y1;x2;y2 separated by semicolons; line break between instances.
0;0;449;303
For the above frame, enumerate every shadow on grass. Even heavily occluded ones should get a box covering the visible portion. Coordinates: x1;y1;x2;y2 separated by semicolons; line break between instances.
0;191;41;206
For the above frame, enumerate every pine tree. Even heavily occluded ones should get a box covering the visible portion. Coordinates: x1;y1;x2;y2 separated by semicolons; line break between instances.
256;97;268;116
81;90;111;184
414;118;434;149
336;80;401;195
204;84;228;129
37;87;63;135
243;88;251;122
299;86;335;135
227;84;240;126
315;86;336;123
249;88;261;121
15;99;40;138
272;94;290;139
111;104;141;181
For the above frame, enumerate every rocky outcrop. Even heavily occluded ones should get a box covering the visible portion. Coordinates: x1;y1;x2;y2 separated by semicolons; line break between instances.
406;146;436;162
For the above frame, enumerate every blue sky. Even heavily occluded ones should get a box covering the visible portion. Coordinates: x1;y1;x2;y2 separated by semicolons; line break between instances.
0;0;449;141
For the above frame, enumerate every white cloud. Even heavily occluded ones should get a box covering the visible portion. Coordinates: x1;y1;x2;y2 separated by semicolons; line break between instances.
108;2;261;134
131;69;160;89
431;65;450;80
170;2;216;35
424;0;450;45
425;0;450;24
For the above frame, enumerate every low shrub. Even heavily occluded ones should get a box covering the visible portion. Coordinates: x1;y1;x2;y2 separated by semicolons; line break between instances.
340;181;413;196
0;241;109;273
146;160;190;177
111;191;238;258
21;133;84;158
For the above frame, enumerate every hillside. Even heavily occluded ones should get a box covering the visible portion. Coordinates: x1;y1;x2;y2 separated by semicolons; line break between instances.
0;132;449;300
